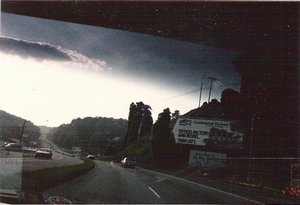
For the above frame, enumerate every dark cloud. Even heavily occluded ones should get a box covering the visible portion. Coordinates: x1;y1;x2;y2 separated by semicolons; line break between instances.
0;36;71;61
0;36;110;72
1;13;241;94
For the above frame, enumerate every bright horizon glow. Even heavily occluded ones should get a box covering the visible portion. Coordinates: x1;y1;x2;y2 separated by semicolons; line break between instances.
0;52;200;127
0;13;239;128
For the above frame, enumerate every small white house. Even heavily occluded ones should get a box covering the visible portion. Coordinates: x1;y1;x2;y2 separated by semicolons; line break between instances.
72;146;82;153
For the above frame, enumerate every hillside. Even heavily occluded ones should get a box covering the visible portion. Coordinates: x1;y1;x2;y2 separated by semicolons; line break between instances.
183;89;243;120
49;117;128;155
119;91;244;169
0;110;41;145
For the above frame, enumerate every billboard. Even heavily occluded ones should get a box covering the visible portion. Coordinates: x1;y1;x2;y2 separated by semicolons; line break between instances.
172;117;244;149
189;150;226;168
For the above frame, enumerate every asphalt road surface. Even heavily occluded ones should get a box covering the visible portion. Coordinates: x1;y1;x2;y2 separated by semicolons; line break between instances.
46;160;266;204
0;136;82;190
22;137;83;171
0;139;82;171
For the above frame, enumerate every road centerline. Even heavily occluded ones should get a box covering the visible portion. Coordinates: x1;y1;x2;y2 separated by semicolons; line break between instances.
148;186;161;198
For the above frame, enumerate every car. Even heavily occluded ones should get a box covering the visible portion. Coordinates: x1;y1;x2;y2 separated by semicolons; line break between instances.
22;147;38;153
35;148;52;159
86;155;95;160
4;143;23;152
121;157;136;168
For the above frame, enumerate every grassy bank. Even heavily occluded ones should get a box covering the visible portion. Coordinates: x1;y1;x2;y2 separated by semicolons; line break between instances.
0;150;35;158
22;159;95;192
115;137;152;165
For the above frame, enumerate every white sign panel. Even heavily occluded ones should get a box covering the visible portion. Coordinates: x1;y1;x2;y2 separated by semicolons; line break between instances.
189;150;226;168
172;117;243;149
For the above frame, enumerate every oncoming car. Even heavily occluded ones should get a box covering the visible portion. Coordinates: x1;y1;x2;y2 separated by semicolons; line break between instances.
86;155;95;160
121;157;136;168
35;148;53;159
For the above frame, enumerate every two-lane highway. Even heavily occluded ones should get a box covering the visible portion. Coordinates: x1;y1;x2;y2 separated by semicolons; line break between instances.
46;160;162;204
45;160;265;204
0;136;83;191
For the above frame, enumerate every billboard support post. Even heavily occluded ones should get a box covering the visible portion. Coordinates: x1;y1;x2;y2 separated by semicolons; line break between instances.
250;114;254;154
248;114;254;184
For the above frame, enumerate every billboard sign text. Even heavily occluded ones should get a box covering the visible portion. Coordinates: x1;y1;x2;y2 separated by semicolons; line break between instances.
189;150;227;168
172;117;244;149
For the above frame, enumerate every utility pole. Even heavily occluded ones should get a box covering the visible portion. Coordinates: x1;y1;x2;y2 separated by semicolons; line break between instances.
19;120;26;145
208;77;217;102
137;113;144;139
198;82;203;107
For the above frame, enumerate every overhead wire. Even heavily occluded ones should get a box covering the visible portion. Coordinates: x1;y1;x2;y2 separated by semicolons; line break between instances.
153;82;240;104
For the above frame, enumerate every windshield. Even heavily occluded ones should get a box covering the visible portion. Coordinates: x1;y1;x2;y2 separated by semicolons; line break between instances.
0;1;299;204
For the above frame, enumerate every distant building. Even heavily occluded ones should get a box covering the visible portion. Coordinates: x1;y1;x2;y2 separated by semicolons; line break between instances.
72;146;82;154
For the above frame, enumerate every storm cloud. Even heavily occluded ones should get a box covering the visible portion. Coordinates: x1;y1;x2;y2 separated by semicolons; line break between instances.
0;36;109;72
1;12;241;97
0;36;71;61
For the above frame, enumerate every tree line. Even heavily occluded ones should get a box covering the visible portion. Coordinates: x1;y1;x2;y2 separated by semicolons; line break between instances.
122;88;245;167
49;117;128;155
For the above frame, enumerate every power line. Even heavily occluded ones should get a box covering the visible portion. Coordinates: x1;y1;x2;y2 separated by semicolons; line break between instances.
154;88;200;103
153;81;240;104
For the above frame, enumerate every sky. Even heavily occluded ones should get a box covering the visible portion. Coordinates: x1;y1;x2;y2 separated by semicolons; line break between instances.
0;13;241;127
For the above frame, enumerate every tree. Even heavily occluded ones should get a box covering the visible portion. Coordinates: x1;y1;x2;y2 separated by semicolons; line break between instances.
152;108;171;140
123;101;153;147
152;108;177;166
136;102;153;138
51;117;127;154
171;110;180;121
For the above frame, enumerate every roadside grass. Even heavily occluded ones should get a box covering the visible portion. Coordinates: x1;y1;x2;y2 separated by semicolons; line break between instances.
22;159;95;192
0;150;35;158
115;137;152;165
114;137;184;172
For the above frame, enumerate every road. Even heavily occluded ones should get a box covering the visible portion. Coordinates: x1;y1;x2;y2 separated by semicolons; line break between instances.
45;160;268;204
0;136;82;190
22;136;83;171
1;135;298;204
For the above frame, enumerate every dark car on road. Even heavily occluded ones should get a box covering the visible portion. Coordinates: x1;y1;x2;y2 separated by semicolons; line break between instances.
121;157;136;168
35;148;52;159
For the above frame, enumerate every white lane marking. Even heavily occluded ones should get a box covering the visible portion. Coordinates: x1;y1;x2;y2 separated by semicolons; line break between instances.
140;168;263;205
156;177;167;183
148;186;161;198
